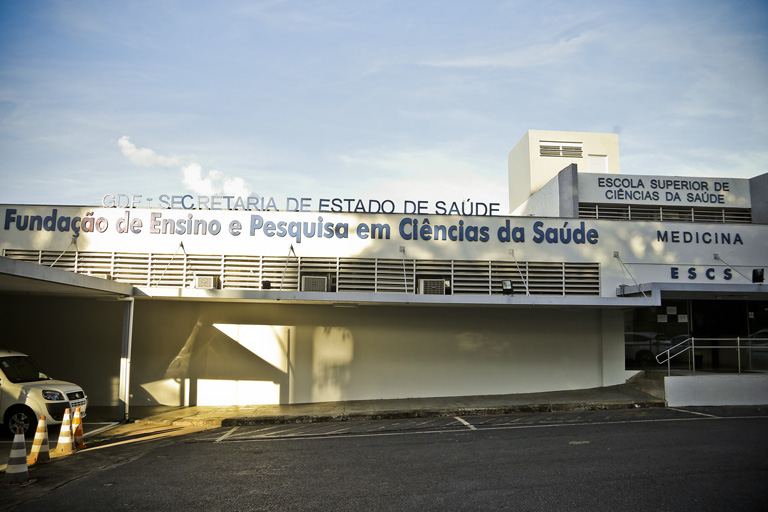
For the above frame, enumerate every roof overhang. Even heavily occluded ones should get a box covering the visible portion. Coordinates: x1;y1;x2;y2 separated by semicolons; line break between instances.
0;256;135;298
10;256;759;308
616;282;768;301
133;286;658;308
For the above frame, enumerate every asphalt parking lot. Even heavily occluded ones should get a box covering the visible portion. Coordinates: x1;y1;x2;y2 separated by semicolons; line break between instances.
4;405;767;511
0;419;119;468
195;404;768;441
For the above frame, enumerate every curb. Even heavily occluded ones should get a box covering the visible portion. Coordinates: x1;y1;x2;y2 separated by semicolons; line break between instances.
134;399;666;428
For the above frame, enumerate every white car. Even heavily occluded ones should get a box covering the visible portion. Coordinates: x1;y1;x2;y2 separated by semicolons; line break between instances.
0;349;87;436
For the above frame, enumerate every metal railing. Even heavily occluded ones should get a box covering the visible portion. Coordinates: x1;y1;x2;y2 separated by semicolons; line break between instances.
655;337;768;376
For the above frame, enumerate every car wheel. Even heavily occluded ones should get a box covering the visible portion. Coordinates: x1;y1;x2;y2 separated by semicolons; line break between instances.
5;406;36;436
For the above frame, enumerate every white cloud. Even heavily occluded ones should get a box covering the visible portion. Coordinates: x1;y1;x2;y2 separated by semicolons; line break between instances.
117;136;181;168
182;163;216;195
119;136;253;197
182;163;252;198
221;176;251;197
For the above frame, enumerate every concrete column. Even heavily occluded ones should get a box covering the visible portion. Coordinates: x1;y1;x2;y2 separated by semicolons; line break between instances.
601;309;628;386
118;297;135;421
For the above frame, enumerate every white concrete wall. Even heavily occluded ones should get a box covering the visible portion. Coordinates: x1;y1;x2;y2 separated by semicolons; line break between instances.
2;202;765;407
508;130;620;211
665;374;768;406
601;309;636;386
508;131;533;212
3;206;766;300
130;302;617;406
1;295;628;407
511;171;561;217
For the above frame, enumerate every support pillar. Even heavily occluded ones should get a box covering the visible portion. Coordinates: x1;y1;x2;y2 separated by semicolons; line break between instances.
118;297;134;421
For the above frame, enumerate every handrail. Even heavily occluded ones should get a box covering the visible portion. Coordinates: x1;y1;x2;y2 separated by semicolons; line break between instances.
655;337;696;376
655;337;768;376
655;337;692;365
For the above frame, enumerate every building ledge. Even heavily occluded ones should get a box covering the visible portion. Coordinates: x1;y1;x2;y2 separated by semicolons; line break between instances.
133;286;658;308
616;281;768;300
0;256;134;298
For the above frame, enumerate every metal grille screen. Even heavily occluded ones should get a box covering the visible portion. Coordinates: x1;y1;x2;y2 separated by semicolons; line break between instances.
579;203;752;224
2;249;601;296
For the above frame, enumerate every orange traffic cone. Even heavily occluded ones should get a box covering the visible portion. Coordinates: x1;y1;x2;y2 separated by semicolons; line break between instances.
3;427;34;486
27;415;51;465
54;408;74;455
72;407;86;449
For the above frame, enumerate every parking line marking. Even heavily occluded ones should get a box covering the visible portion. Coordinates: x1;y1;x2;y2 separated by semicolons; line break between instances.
84;422;120;437
215;427;239;442
668;407;719;418
454;416;477;430
207;415;768;444
315;426;353;435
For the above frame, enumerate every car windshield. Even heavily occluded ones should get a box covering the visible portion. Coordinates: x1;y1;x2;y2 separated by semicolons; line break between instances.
0;356;51;383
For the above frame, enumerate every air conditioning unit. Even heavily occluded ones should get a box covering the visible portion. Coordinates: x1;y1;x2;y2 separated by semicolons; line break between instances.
302;276;328;292
195;275;220;289
419;279;447;295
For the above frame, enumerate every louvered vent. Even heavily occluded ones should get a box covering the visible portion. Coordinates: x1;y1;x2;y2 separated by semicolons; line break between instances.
540;141;583;158
578;203;752;224
1;250;602;297
302;276;328;292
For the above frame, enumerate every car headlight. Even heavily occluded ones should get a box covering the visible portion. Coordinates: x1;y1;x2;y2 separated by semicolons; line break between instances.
42;390;65;401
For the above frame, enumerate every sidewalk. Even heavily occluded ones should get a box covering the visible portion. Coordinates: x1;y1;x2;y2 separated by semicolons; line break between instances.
88;384;665;428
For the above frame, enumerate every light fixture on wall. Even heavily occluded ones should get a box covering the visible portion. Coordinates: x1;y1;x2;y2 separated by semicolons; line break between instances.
501;280;514;296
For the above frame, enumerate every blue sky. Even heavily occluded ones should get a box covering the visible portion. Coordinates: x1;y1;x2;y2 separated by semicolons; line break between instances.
1;0;767;211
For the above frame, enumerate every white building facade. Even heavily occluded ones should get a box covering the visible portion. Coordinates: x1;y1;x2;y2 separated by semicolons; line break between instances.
1;130;766;413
